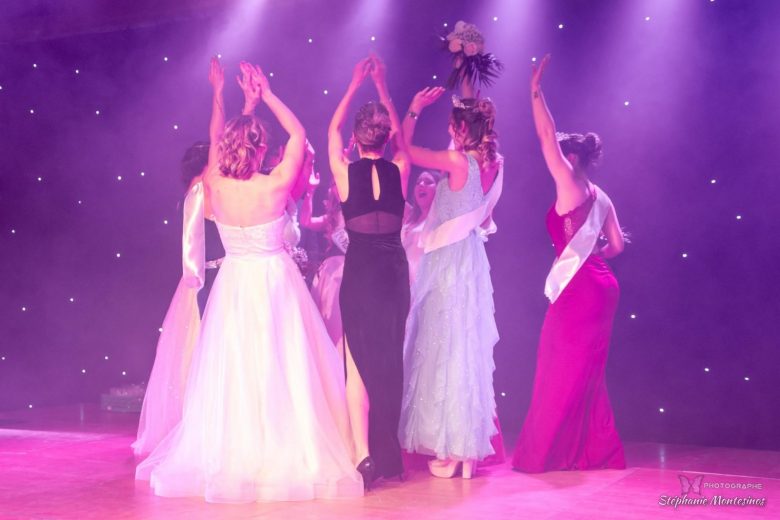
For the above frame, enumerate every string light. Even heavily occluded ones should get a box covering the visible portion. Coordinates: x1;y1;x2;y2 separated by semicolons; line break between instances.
744;376;750;381
681;253;688;258
624;101;630;106
32;63;37;68
37;176;42;182
659;408;665;413
443;23;448;28
117;175;122;181
323;89;328;95
532;57;537;62
173;124;179;130
558;23;565;29
11;229;15;234
163;219;168;225
28;404;33;409
75;69;80;74
140;171;145;177
370;36;376;42
645;16;651;22
81;369;86;374
736;215;742;220
432;74;438;80
116;253;121;258
104;355;109;360
710;179;717;184
630;313;637;319
69;297;74;303
21;307;27;312
307;38;313;44
122;371;127;376
500;391;506;397
29;109;35;114
1;356;5;361
493;16;499;22
704;367;710;372
95;110;100;115
163;56;169;62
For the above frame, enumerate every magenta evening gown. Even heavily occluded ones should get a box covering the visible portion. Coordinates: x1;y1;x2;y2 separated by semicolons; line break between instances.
513;192;625;472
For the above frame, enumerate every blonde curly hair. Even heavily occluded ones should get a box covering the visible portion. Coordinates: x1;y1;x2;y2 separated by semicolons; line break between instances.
218;115;267;180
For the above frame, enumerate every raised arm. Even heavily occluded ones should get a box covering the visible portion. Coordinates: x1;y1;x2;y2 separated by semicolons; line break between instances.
368;54;411;197
250;65;306;188
206;57;225;170
299;170;327;231
328;58;371;198
290;141;315;201
530;55;576;186
402;87;467;177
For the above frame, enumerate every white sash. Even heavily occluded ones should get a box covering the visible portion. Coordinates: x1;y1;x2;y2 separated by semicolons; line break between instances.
133;182;205;456
544;185;612;303
422;157;504;254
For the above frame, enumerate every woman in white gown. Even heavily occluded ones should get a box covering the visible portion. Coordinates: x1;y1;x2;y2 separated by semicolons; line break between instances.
135;59;362;502
302;177;349;351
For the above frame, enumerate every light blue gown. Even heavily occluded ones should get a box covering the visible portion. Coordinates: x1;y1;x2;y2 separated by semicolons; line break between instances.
399;154;499;461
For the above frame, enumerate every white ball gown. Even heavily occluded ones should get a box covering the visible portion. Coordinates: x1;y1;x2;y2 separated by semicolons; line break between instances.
136;213;363;502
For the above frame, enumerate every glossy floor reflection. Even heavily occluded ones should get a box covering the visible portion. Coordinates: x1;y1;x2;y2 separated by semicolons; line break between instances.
0;405;777;519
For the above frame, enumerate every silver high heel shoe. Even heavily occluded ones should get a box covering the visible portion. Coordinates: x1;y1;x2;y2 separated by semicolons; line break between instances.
427;458;476;479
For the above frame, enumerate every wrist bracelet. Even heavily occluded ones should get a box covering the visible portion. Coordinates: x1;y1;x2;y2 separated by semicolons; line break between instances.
407;110;419;120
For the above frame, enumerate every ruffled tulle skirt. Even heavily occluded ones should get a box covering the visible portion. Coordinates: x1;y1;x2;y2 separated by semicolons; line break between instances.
136;251;363;502
400;232;498;461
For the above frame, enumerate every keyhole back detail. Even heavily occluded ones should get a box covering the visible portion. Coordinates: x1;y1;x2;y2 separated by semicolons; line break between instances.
371;163;381;202
340;158;406;234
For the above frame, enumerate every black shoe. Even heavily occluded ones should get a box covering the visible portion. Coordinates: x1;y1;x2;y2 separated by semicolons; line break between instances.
356;456;376;491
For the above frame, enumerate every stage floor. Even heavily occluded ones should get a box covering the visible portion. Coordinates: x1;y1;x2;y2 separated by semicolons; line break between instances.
0;405;777;519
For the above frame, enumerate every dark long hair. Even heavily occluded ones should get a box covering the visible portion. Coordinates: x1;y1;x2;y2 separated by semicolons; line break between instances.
450;97;499;170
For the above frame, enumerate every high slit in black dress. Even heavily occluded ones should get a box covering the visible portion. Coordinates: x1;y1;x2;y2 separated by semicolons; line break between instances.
339;157;409;479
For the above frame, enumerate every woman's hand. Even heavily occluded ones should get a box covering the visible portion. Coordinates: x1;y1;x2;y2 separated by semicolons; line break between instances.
531;54;551;91
237;61;261;111
410;86;446;114
208;56;224;93
369;53;386;85
249;64;272;102
307;170;321;194
350;57;371;89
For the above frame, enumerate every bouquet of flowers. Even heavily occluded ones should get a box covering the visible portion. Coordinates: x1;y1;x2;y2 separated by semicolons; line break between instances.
441;21;503;90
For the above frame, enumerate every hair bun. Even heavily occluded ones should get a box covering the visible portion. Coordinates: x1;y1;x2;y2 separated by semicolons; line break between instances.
583;132;603;165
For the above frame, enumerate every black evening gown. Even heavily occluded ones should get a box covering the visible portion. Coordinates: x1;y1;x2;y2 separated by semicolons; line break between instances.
339;158;410;479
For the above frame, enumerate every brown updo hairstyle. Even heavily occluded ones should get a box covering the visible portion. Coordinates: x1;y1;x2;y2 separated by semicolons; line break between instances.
218;115;268;180
557;132;603;169
181;141;210;187
450;98;499;170
354;101;391;154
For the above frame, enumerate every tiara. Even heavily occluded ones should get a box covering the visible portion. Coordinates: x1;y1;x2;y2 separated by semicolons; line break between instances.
451;95;466;109
452;95;494;111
